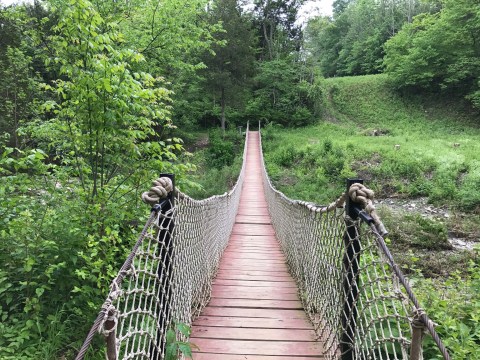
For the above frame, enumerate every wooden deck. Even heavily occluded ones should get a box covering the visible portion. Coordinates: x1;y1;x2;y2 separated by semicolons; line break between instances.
191;131;324;359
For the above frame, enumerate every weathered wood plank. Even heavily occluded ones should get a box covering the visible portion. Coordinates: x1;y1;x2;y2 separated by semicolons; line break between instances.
201;307;309;319
191;338;323;356
213;279;297;288
193;354;324;360
207;298;303;309
194;316;314;329
192;326;317;341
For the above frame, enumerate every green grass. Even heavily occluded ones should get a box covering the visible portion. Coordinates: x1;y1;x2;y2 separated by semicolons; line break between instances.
263;74;480;211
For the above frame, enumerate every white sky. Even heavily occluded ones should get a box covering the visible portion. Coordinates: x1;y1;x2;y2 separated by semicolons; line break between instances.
299;0;334;19
0;0;29;5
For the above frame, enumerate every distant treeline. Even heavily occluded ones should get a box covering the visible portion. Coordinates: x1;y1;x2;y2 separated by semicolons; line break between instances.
305;0;480;109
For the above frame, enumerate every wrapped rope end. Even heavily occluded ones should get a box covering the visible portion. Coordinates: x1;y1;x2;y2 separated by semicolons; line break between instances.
347;181;389;237
142;177;174;206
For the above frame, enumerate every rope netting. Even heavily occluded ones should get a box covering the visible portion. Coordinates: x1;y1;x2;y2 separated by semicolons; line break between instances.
75;128;249;360
258;129;450;360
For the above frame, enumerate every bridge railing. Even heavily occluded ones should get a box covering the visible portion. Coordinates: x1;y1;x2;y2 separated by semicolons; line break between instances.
75;124;249;360
258;124;450;360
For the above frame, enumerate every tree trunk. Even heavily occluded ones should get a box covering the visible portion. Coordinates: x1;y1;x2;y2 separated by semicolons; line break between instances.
221;86;226;135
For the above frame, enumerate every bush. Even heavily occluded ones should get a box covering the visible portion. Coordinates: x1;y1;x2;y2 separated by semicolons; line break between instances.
207;129;242;169
415;261;480;359
273;144;301;167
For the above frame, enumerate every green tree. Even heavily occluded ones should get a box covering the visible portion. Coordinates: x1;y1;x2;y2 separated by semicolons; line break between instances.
248;57;313;126
38;0;177;200
306;0;442;77
384;0;480;108
202;0;256;132
253;0;305;60
0;47;38;149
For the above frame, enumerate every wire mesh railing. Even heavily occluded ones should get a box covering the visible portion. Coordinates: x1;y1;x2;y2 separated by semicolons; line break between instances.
258;125;450;360
75;125;249;360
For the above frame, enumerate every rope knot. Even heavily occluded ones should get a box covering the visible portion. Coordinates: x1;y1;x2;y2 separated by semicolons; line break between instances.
412;308;427;329
141;177;173;206
348;183;388;237
98;303;118;337
348;183;375;205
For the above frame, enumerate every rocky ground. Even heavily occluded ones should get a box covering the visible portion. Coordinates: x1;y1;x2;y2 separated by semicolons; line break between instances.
377;197;479;251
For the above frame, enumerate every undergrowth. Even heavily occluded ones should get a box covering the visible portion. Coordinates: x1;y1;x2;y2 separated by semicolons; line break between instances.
182;128;244;199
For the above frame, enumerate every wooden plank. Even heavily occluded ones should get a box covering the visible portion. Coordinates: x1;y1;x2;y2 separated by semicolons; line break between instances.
224;248;280;253
213;279;297;288
215;273;294;282
237;209;270;216
212;284;297;293
196;354;324;360
201;307;308;319
194;316;314;329
208;298;302;309
215;270;293;279
221;254;285;261
232;224;276;235
218;265;290;273
192;326;316;341
193;354;324;360
211;290;298;301
219;259;287;266
191;338;323;356
229;235;278;240
235;217;272;224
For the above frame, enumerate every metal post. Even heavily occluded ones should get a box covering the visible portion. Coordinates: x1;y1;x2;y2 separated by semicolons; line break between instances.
341;179;363;360
105;312;117;360
150;174;175;360
410;315;425;360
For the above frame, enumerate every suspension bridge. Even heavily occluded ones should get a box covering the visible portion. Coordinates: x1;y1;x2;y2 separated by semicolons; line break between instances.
75;125;451;360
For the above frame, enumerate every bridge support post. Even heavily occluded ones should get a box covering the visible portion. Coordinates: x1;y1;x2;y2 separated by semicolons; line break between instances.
341;179;363;360
150;173;175;360
410;314;425;360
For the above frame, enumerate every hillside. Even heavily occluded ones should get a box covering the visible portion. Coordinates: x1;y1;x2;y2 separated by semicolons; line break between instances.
263;74;480;276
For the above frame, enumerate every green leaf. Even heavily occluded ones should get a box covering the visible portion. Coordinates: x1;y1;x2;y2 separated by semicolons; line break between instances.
176;322;191;337
178;343;193;358
166;329;176;344
35;288;45;298
103;78;112;93
165;343;177;360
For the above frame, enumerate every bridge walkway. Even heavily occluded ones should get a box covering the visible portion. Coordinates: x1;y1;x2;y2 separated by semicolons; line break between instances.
191;131;324;359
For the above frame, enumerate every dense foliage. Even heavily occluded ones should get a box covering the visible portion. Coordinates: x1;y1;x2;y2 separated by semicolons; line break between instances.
305;0;440;77
384;0;480;108
0;0;314;356
305;0;480;109
1;0;480;358
0;0;202;357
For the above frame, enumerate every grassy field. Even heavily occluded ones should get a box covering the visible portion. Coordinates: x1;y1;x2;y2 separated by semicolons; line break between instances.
263;74;480;209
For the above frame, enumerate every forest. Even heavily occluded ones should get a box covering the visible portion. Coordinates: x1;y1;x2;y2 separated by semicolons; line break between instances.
0;0;479;358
